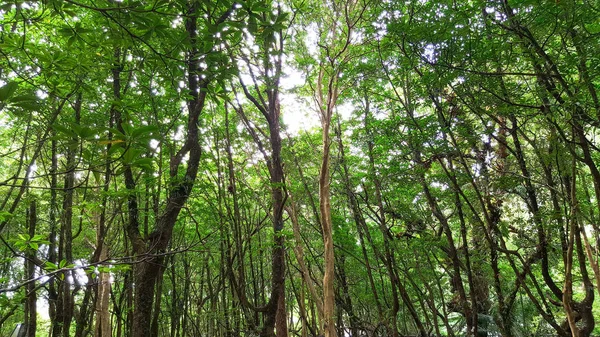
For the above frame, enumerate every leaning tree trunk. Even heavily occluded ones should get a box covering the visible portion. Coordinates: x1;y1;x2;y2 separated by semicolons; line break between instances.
117;3;233;334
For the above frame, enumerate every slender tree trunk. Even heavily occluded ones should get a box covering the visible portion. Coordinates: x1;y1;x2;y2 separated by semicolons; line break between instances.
335;125;384;324
182;254;190;337
298;279;309;337
125;3;232;334
48;138;58;337
366;103;425;337
319;113;337;337
95;242;111;337
235;64;288;337
54;93;81;337
265;110;288;337
94;115;113;337
150;261;165;337
564;168;579;337
74;284;94;337
287;199;324;325
24;200;37;337
168;255;179;337
337;254;359;337
581;229;600;298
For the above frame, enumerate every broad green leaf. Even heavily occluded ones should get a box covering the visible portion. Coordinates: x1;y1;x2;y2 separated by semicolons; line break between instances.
0;81;18;101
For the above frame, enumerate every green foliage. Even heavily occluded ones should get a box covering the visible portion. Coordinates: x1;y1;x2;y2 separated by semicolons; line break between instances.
0;0;599;336
13;234;50;252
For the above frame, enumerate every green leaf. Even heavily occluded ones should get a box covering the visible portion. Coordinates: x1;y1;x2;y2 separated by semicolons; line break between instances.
107;142;125;157
123;147;144;164
45;261;59;271
133;157;154;171
248;17;258;34
0;82;18;101
12;99;40;110
202;40;214;54
0;211;12;221
131;125;159;139
32;234;45;241
77;126;97;139
53;124;77;137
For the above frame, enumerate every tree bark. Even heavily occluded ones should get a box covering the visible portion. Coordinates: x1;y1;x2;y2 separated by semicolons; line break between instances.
95;243;111;337
318;96;337;337
124;3;234;334
24;200;37;337
287;199;324;325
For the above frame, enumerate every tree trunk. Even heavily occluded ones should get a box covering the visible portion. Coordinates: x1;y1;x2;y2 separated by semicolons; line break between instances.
319;114;337;337
53;93;81;337
263;111;288;337
287;199;324;325
24;200;37;337
95;243;111;337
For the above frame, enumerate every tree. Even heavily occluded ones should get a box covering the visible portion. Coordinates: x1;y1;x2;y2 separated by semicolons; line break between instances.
1;1;600;336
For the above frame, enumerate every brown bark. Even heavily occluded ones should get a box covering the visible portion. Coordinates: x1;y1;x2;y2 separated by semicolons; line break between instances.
563;169;578;337
47;138;58;337
312;1;367;333
298;280;309;337
319;114;337;337
581;229;600;298
286;199;324;324
232;94;288;337
121;4;233;335
337;254;359;337
95;101;114;337
95;243;111;337
54;93;81;337
233;10;288;333
264;100;288;337
495;6;598;332
24;200;37;337
509;115;562;300
74;282;93;337
76;163;113;337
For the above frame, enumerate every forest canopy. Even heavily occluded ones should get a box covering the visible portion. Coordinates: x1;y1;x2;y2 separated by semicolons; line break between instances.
1;0;600;337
